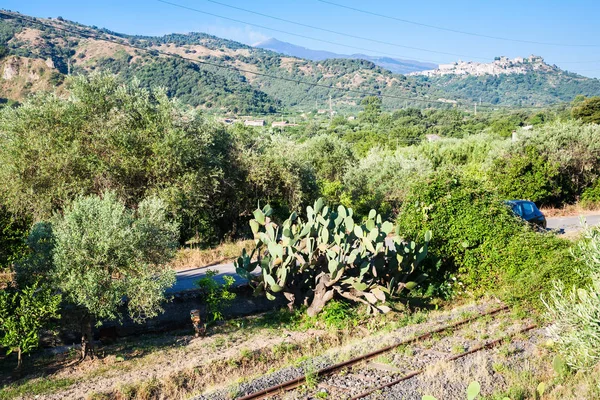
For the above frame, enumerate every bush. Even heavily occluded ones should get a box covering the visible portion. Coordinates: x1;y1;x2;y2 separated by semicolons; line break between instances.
0;205;29;275
488;121;600;207
236;199;430;316
0;73;232;243
396;171;584;302
581;179;600;208
196;270;236;323
544;225;600;370
0;281;61;368
489;146;561;206
572;96;600;124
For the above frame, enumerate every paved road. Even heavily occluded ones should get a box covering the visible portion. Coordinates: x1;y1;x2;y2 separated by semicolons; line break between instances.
169;262;242;293
546;213;600;233
172;215;600;293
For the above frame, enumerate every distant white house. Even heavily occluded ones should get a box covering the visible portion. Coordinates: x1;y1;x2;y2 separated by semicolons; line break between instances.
244;119;265;127
272;121;299;128
425;134;442;142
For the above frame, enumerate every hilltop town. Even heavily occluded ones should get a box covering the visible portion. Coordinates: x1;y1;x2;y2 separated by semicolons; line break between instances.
409;55;554;77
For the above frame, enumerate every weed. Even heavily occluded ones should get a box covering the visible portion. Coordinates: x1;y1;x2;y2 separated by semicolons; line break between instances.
0;378;75;400
196;270;236;324
304;362;319;389
451;344;466;354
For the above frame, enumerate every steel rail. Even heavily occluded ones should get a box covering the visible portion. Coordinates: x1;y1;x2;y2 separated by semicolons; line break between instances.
237;304;509;400
350;323;537;399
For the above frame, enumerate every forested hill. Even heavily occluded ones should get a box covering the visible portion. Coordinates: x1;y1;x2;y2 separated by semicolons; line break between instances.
1;11;600;113
0;12;442;113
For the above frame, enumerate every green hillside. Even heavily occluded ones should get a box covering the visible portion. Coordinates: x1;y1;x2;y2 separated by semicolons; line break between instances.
1;11;600;113
415;71;600;107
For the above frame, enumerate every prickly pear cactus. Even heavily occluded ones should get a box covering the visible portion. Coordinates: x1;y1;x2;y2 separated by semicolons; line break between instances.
235;199;431;316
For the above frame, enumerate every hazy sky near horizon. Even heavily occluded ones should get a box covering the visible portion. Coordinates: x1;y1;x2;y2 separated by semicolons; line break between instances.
4;0;600;78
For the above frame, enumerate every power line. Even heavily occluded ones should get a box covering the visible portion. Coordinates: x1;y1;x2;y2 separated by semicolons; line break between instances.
317;0;600;48
173;0;489;61
0;11;478;107
1;12;562;111
155;0;452;64
163;1;600;67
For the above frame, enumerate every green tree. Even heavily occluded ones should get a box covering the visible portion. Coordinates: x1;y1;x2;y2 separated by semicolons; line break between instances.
24;192;178;360
572;96;600;124
0;73;229;243
359;96;382;124
0;281;61;369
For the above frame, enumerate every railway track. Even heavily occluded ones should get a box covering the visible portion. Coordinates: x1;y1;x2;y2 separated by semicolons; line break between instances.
236;304;537;400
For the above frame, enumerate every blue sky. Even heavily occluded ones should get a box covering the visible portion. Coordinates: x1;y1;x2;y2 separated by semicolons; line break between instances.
4;0;600;77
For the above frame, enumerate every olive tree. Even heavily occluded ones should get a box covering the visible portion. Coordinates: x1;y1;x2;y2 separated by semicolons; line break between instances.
50;192;178;359
0;73;229;243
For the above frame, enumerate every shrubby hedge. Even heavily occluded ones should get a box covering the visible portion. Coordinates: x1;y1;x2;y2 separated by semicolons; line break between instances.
396;171;585;304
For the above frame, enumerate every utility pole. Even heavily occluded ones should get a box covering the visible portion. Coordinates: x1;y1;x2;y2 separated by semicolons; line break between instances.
329;94;333;123
474;103;477;116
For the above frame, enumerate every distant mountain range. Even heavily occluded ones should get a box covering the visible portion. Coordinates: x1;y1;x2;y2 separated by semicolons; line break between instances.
254;38;437;75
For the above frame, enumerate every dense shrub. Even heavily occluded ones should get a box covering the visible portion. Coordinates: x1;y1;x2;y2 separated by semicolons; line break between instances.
0;281;61;368
488;121;600;207
489;146;561;205
396;171;584;302
342;148;432;219
572;96;600;124
544;225;600;370
0;206;29;275
0;73;233;243
581;180;600;208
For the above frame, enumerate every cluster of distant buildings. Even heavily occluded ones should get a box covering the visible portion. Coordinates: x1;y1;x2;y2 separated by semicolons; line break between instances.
409;55;548;77
217;117;299;128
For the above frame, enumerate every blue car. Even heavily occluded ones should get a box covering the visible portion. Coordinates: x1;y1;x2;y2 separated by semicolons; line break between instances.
505;200;547;229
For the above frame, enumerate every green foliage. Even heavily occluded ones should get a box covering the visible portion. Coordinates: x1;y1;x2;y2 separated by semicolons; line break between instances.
316;300;357;330
489;121;600;207
418;71;600;106
51;192;178;323
0;205;29;273
359;96;382;124
0;281;61;367
489;146;561;205
196;269;236;323
396;171;584;302
543;225;600;370
17;192;178;328
0;73;233;243
572;96;600;124
236;198;430;316
397;172;520;291
581;179;600;207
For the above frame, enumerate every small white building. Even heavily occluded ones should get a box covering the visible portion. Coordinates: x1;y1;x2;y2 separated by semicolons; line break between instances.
244;120;265;127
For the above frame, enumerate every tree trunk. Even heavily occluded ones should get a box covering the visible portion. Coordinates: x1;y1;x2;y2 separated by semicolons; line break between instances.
16;347;22;370
81;317;95;360
307;275;335;317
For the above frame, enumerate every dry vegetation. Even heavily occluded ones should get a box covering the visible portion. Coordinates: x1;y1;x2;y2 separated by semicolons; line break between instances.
170;240;255;271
